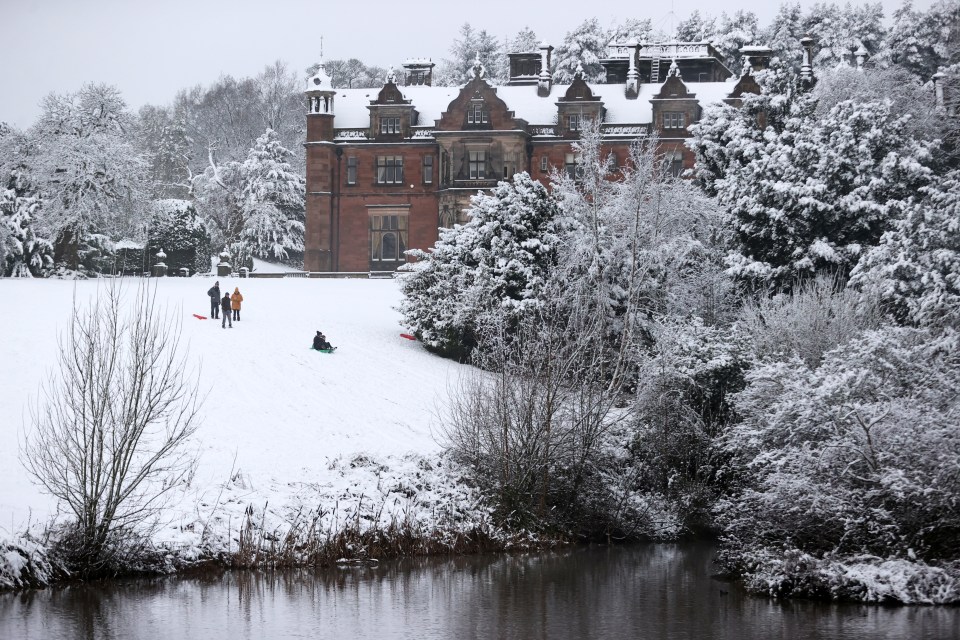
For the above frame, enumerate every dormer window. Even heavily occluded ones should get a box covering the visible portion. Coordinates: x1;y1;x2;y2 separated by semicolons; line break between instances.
467;101;488;125
568;114;581;131
380;116;401;134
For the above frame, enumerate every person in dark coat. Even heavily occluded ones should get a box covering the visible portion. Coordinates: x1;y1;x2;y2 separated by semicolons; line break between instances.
312;331;332;350
221;293;233;328
207;281;221;319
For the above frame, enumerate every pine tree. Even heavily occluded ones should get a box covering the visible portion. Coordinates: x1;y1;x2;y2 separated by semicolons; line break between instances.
712;11;761;74
675;11;717;42
852;171;960;327
147;199;212;275
0;127;53;277
553;18;610;83
689;64;935;289
507;27;539;53
238;129;305;265
436;23;504;85
764;2;805;67
888;0;960;79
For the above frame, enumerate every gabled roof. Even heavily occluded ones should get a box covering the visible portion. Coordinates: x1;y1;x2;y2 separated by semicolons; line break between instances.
327;79;738;129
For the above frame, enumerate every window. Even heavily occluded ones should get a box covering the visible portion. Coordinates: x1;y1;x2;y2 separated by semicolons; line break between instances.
370;213;408;262
568;114;581;131
540;156;548;172
469;150;485;179
376;156;404;184
380;116;401;134
663;112;686;130
422;155;433;184
670;154;684;177
346;156;357;185
565;153;582;179
467;101;488;125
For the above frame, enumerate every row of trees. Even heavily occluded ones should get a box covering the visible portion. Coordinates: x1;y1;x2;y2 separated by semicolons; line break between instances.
432;2;960;89
1;63;307;277
400;59;960;599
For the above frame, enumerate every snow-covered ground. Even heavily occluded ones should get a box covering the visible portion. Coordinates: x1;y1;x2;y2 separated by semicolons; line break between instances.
0;275;479;557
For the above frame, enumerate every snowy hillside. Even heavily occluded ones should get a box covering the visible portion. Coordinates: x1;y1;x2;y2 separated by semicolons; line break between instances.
0;277;475;551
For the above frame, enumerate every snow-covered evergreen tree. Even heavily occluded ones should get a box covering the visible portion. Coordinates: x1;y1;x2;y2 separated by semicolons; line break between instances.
435;23;504;85
399;173;563;360
802;2;887;69
147;199;212;275
764;2;806;67
675;11;717;42
506;27;539;53
888;0;960;79
610;17;656;43
553;18;610;83
852;171;960;327
237;128;305;265
712;11;761;75
689;64;935;289
0;127;53;277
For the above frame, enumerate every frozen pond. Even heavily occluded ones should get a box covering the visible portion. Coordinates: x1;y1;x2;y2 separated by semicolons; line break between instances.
3;544;958;639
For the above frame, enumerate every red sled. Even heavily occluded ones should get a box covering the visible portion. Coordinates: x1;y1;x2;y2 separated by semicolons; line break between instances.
400;333;416;340
193;314;208;320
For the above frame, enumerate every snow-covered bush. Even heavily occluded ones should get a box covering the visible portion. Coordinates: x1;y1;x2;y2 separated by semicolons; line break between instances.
0;534;63;590
629;317;747;533
717;326;960;571
733;547;960;604
737;275;881;368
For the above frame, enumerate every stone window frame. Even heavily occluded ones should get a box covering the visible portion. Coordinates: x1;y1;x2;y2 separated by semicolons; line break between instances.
376;156;404;184
467;101;488;125
468;150;486;179
346;156;358;185
380;116;401;134
568;114;582;131
564;152;583;180
369;209;409;263
663;112;686;130
422;155;434;184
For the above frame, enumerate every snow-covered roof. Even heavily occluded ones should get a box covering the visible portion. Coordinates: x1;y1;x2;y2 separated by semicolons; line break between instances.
329;79;737;130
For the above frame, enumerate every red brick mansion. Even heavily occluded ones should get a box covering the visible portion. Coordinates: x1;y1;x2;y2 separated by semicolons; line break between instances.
303;41;772;273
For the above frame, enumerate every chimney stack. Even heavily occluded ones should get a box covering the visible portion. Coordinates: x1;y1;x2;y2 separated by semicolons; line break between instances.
799;36;815;86
625;39;640;98
538;42;554;97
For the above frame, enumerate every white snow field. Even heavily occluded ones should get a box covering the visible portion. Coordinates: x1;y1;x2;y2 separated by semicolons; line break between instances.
0;276;483;558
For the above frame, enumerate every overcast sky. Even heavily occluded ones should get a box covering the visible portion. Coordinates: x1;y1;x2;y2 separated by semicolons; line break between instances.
2;0;932;128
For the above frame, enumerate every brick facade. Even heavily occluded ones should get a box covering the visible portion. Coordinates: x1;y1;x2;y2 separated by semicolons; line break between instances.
304;42;765;273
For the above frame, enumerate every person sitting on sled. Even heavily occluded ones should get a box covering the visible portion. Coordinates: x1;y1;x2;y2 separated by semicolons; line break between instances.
312;331;333;350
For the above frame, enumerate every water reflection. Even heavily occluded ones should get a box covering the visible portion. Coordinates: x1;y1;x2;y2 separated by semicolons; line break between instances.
2;544;958;639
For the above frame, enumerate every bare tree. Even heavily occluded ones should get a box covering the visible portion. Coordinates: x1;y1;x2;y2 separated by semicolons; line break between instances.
22;281;202;573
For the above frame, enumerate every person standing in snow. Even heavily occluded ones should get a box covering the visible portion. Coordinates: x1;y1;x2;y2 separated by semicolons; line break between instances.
221;293;233;328
207;281;221;319
231;287;243;321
